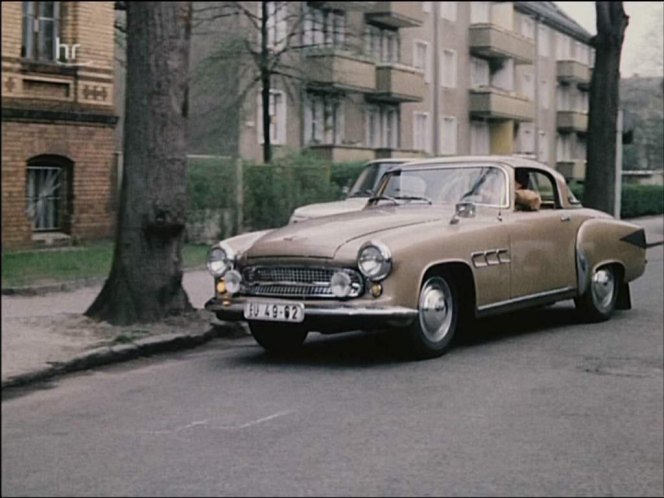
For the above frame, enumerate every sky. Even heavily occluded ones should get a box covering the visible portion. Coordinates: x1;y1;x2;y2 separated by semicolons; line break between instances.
554;1;664;77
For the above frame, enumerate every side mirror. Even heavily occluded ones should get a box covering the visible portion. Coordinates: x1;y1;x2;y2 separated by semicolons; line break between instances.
450;202;476;225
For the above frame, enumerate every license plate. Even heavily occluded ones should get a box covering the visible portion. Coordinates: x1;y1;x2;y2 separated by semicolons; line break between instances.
244;302;305;323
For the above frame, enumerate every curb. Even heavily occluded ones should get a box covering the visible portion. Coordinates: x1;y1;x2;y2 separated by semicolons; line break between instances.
1;321;248;391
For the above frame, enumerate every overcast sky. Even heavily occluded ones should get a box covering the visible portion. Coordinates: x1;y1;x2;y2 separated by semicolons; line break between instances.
554;1;664;77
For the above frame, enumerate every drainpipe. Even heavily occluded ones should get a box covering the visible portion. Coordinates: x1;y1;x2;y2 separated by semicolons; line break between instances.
534;15;541;160
433;1;440;154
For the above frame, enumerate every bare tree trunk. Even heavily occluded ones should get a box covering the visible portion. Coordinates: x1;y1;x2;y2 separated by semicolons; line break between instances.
584;1;629;214
261;0;272;163
86;1;193;325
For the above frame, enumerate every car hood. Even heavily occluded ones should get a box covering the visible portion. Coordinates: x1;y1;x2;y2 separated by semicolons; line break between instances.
247;206;444;260
291;197;369;221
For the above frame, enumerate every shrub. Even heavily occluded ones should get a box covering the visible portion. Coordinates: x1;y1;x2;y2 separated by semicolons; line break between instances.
570;183;663;218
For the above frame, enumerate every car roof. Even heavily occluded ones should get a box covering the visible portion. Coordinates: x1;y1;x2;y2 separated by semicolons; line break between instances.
365;158;411;166
389;155;565;181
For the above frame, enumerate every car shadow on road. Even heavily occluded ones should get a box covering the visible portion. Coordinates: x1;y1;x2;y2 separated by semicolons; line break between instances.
226;302;587;369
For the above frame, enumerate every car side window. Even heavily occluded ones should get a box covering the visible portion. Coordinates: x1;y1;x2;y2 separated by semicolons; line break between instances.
529;172;558;209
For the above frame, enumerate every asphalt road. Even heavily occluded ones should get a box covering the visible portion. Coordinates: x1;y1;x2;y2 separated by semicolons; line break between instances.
2;246;662;497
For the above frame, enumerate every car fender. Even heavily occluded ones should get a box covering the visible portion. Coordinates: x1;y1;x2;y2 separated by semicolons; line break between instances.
575;218;647;294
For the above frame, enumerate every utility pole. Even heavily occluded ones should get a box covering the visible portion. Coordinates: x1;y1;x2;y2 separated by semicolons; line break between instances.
614;107;624;218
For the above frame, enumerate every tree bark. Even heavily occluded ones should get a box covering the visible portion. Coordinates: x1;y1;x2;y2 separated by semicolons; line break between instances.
261;0;272;163
584;1;629;214
86;2;193;325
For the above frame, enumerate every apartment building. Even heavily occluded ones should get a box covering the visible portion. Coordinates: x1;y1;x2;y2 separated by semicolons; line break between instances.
191;1;593;177
1;1;118;249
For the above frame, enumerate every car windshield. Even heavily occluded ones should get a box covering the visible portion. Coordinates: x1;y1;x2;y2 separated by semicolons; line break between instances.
377;166;508;207
348;162;396;197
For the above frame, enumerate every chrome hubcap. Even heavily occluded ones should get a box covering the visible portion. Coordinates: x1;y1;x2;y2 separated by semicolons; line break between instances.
419;277;454;343
591;267;615;311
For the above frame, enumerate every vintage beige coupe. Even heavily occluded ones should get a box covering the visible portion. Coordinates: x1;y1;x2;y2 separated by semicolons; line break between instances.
205;156;647;359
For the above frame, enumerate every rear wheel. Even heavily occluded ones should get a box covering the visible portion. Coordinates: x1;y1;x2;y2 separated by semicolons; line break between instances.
575;264;619;322
249;322;308;354
402;274;459;359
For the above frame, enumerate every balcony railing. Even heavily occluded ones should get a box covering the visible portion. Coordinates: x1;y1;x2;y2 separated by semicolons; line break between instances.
370;63;425;103
556;159;586;181
304;48;376;93
469;87;535;121
556;111;588;132
556;60;591;87
365;1;423;28
469;24;534;64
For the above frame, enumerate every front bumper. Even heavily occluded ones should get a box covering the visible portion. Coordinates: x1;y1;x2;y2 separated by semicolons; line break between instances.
205;296;417;333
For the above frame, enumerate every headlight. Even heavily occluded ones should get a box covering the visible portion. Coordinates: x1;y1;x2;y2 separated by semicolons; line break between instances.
357;241;392;281
206;243;236;277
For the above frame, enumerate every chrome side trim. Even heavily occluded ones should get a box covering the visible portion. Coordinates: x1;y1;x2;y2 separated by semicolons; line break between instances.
476;286;577;318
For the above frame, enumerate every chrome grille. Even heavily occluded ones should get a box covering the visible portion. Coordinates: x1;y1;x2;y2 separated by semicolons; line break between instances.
241;265;364;298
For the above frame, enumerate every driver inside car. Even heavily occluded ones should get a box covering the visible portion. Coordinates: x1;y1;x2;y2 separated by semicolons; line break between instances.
514;169;542;211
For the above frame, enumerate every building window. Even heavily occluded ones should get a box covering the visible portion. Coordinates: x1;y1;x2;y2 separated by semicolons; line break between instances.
26;155;72;233
538;24;550;57
556;133;572;161
413;40;431;83
540;79;550;109
422;1;432;14
491;58;514;92
556;32;571;60
304;93;343;145
470;57;490;89
521;71;534;100
440;2;457;22
470;2;490;24
441;116;457;155
258;90;286;144
366;105;399;149
517;122;535;154
470;120;490;155
365;24;399;63
538;130;549;162
441;49;457;88
265;2;288;49
413;112;431;153
302;4;345;47
521;16;535;39
22;1;60;61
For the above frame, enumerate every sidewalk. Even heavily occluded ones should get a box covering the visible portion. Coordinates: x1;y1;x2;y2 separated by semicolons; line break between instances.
2;215;662;390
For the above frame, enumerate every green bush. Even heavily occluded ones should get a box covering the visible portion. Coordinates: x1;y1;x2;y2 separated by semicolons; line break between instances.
570;183;663;218
187;152;370;234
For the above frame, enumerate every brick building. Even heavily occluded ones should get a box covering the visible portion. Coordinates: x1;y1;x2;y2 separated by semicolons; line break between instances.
1;1;117;249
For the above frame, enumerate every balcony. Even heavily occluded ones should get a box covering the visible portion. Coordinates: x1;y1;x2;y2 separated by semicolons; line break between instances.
469;25;534;64
556;159;586;181
556;60;591;87
319;1;376;11
304;49;376;93
365;1;423;28
556;111;588;132
375;148;425;159
369;63;425;103
306;144;376;163
469;87;535;121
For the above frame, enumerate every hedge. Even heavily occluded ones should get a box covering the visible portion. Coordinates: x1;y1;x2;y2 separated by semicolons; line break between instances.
570;183;664;219
186;153;366;239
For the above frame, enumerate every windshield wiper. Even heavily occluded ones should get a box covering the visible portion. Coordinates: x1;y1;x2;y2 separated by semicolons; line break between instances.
368;195;400;205
394;195;432;205
349;189;374;198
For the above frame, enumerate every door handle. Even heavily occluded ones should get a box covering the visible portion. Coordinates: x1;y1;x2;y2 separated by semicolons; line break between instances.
560;215;571;222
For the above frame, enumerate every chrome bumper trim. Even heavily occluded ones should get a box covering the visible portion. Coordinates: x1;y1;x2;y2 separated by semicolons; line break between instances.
206;300;417;319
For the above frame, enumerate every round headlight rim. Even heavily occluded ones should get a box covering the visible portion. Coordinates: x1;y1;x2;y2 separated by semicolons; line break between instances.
206;242;237;277
357;240;392;282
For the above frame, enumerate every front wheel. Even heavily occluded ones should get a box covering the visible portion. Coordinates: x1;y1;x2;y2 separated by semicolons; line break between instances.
575;264;619;322
249;322;308;354
402;274;459;359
